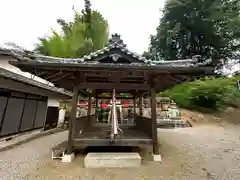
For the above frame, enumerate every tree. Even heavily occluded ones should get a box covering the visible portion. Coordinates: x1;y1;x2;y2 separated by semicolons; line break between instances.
36;0;109;58
145;0;240;61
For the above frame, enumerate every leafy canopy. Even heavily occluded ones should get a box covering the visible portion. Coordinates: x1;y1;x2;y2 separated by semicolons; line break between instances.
36;0;109;58
144;0;240;61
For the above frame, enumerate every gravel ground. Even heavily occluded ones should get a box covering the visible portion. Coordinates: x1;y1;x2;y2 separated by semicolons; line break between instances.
158;125;240;180
1;124;240;180
0;131;68;180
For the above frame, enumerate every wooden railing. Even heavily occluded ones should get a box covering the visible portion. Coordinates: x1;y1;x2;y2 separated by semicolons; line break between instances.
135;115;152;138
74;114;96;137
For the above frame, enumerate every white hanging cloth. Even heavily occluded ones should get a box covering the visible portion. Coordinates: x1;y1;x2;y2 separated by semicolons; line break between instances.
112;88;118;135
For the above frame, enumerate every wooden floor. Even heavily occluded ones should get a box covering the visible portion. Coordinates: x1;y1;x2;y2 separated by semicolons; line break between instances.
72;124;152;148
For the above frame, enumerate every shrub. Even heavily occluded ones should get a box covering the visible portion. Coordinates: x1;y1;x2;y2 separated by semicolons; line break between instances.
158;76;240;110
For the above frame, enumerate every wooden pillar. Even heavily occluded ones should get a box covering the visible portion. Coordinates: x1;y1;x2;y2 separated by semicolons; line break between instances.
139;95;143;116
151;82;160;155
133;96;136;122
95;98;98;122
66;86;78;154
87;96;92;124
95;98;98;112
87;96;92;116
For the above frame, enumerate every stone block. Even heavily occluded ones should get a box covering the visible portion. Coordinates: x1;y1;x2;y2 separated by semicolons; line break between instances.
84;152;141;168
62;152;75;162
152;153;162;162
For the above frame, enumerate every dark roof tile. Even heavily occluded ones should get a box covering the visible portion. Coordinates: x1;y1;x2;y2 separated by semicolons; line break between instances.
0;67;72;97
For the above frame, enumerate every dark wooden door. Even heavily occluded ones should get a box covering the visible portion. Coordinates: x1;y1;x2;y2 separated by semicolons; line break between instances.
44;107;59;131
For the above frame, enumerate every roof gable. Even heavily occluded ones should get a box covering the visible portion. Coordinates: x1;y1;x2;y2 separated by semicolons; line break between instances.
22;33;149;65
80;34;147;64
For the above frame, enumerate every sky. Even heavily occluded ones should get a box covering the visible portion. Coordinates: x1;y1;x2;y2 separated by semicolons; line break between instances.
0;0;165;54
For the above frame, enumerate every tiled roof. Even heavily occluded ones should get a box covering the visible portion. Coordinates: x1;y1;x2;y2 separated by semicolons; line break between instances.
151;58;213;67
0;49;72;97
1;34;213;68
0;67;72;97
0;47;32;61
0;47;11;56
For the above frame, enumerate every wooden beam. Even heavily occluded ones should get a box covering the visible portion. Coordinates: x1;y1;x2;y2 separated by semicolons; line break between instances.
35;71;48;76
66;86;78;154
51;73;72;82
166;74;183;83
79;90;93;97
77;83;150;90
45;71;62;80
151;80;160;155
96;89;138;94
96;96;134;99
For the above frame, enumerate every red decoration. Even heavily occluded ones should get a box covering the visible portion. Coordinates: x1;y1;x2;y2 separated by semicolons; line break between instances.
101;104;108;109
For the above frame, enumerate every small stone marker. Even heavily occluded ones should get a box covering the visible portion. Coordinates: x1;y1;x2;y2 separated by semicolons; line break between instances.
84;152;141;168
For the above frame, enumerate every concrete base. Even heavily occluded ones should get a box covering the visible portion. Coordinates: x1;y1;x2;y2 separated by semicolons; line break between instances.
62;152;75;163
152;153;162;162
84;152;141;168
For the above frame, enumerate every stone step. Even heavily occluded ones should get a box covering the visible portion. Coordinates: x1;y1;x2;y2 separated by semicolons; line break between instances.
84;152;141;168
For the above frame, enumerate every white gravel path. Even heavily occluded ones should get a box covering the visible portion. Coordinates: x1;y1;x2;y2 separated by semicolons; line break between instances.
1;125;240;180
158;125;240;180
0;131;68;180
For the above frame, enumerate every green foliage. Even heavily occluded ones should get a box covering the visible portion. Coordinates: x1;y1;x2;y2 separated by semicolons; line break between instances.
35;0;109;58
159;76;240;110
120;93;131;97
145;0;240;61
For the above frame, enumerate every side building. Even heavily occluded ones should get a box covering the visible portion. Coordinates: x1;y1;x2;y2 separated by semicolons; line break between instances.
0;48;71;137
